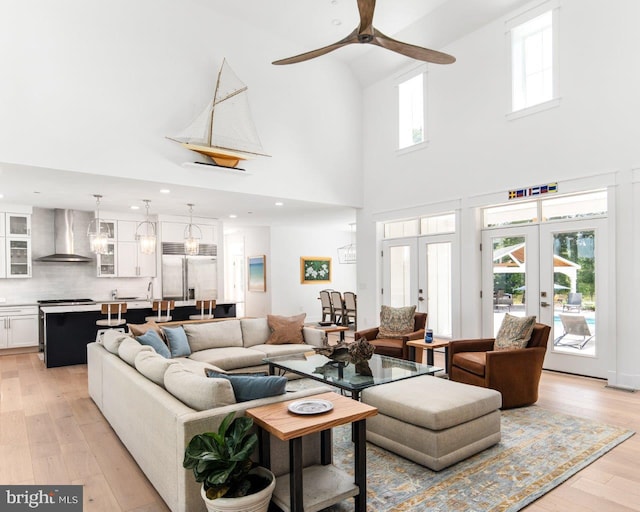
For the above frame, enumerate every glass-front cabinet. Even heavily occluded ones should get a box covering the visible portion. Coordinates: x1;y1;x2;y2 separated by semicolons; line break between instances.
6;214;31;237
6;238;31;278
97;242;116;277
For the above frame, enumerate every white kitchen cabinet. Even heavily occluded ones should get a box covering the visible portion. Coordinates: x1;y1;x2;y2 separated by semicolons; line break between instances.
0;213;4;237
0;306;39;348
97;242;117;277
6;238;31;278
5;213;31;237
117;241;156;277
117;220;138;242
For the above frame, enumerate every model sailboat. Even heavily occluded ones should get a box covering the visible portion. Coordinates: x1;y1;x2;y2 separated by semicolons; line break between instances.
169;59;269;169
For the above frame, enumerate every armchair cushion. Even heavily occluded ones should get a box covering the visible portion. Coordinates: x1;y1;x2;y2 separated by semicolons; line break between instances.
377;305;416;339
493;314;536;351
452;352;486;377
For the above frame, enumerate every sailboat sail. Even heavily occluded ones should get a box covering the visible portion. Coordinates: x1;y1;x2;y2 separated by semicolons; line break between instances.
170;59;269;168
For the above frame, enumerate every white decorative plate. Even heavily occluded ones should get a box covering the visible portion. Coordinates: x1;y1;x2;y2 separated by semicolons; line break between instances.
288;399;334;415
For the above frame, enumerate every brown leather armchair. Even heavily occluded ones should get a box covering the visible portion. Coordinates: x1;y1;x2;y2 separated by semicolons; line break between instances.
355;312;427;360
447;323;551;409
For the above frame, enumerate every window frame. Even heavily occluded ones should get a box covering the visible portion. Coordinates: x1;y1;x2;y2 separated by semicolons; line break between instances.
395;64;428;153
506;0;561;120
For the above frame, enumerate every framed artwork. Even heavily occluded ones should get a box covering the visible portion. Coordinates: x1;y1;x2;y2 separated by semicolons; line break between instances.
248;255;266;292
300;256;332;284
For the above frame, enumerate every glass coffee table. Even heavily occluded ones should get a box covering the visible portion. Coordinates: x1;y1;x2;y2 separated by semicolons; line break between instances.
265;353;442;400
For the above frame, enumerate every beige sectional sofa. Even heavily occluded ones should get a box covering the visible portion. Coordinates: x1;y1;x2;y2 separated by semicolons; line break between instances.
87;318;331;512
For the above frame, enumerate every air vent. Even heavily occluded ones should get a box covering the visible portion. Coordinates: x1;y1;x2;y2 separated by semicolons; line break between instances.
162;242;217;257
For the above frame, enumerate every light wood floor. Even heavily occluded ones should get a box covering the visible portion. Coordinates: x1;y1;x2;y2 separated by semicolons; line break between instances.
0;351;638;511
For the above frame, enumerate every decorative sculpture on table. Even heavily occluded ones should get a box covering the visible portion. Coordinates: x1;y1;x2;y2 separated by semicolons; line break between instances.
348;337;375;376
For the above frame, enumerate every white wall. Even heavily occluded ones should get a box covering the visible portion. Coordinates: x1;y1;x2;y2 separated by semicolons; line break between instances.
0;0;363;209
358;0;640;386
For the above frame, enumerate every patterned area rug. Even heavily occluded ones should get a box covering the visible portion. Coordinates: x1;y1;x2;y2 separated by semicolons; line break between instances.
322;405;634;512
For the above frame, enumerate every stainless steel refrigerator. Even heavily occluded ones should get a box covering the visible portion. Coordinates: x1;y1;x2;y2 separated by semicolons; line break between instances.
161;242;218;300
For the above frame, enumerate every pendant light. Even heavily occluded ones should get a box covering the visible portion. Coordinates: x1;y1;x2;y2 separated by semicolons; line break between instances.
87;194;110;254
136;200;156;254
184;203;202;256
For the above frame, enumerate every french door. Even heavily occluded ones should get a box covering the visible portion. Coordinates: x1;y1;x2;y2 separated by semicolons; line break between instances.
381;234;457;338
482;218;608;378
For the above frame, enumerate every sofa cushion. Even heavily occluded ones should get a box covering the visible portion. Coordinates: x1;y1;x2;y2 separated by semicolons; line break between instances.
172;357;226;375
102;330;130;354
135;350;179;387
128;320;166;341
204;369;287;402
183;320;243;352
188;347;266;371
118;336;155;366
137;329;171;358
494;314;536;351
377;305;416;339
250;344;312;358
164;364;236;411
162;326;191;357
266;313;306;345
241;318;271;347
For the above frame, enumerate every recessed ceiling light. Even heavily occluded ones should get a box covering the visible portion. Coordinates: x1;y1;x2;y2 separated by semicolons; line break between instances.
130;205;140;210
275;202;284;206
0;193;4;199
229;214;237;219
160;189;170;194
332;18;342;26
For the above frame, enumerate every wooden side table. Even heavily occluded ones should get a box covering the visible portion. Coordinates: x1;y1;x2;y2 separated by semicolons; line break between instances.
407;337;450;373
246;391;377;512
310;324;350;342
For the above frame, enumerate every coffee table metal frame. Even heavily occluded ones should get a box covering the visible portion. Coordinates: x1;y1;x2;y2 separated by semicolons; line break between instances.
265;353;442;401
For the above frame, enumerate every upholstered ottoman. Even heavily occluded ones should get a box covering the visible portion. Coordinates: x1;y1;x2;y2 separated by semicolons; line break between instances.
361;375;502;471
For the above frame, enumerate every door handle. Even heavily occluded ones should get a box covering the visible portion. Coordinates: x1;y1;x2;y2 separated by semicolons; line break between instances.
541;302;550;307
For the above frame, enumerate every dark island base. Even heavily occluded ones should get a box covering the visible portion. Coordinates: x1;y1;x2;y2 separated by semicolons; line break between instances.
43;303;236;368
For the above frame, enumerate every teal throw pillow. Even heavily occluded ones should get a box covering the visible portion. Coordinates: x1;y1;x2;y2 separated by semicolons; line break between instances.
136;329;171;358
162;326;191;358
204;369;286;402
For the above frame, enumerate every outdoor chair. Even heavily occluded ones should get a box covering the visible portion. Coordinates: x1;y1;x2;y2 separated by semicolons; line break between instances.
562;292;583;312
448;322;551;409
554;314;594;349
355;311;427;361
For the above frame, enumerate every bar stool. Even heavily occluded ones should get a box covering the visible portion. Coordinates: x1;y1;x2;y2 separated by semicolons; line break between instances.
145;300;175;322
189;299;216;320
95;303;127;342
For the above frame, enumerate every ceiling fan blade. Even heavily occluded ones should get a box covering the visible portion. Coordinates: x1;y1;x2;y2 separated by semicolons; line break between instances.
272;30;359;65
373;29;456;65
357;0;376;35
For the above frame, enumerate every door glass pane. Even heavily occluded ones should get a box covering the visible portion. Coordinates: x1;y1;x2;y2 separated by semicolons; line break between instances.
388;246;411;307
492;236;527;335
552;230;596;355
426;242;452;337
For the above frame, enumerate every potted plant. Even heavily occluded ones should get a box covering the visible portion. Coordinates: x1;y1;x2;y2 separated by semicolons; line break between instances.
183;412;275;512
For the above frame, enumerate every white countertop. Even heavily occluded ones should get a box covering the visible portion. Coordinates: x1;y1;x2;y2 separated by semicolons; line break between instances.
39;300;234;314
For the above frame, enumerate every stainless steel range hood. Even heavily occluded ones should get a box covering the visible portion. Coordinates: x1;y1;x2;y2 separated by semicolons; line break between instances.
35;209;94;263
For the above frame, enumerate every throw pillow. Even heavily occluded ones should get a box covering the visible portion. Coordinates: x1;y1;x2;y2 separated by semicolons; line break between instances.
494;314;537;351
377;305;416;339
128;320;165;340
136;329;171;358
162;326;191;358
266;313;306;345
204;369;287;402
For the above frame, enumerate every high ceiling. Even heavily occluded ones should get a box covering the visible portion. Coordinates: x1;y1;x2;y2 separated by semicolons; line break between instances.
0;0;530;227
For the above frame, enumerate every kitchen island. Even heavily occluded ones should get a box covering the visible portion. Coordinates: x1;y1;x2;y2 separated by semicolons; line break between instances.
41;300;236;368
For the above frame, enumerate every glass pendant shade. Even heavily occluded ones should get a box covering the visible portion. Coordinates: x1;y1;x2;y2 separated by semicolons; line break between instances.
87;194;110;255
184;204;202;256
136;200;156;255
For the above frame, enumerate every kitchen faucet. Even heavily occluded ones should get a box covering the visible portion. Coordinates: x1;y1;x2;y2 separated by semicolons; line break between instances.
147;280;153;300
